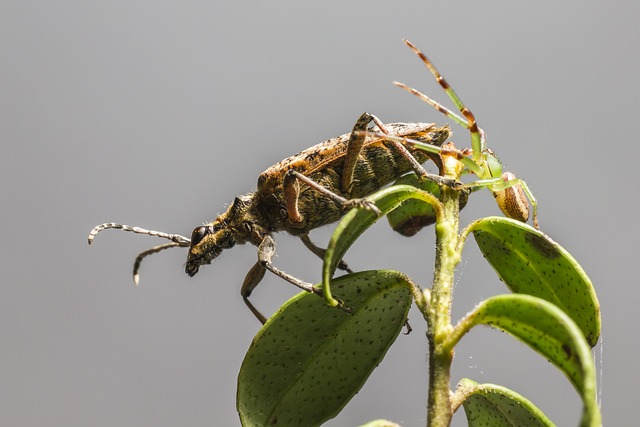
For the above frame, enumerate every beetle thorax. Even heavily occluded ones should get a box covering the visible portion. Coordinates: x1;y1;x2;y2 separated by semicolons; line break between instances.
184;194;269;277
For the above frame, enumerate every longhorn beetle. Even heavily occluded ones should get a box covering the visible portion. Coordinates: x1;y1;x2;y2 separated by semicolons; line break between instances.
88;39;537;322
89;116;454;322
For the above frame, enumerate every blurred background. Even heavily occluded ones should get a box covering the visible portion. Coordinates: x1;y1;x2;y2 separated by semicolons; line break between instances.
2;1;637;425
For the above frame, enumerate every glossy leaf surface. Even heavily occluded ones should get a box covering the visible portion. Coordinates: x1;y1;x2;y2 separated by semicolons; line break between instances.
457;378;554;427
455;294;600;426
469;216;600;346
237;270;412;427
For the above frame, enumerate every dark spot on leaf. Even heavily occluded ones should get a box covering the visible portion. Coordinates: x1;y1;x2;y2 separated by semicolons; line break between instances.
562;343;572;358
525;232;561;259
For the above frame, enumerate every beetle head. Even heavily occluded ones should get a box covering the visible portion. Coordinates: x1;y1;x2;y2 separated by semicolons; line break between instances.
185;221;236;276
184;195;258;277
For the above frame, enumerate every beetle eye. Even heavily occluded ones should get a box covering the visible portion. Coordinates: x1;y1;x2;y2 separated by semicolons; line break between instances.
190;226;209;246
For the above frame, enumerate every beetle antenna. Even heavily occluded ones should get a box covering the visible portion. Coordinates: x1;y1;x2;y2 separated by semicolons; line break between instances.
88;223;191;246
132;242;185;286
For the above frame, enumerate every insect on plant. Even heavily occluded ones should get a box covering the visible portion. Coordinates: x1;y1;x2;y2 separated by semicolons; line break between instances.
88;39;539;323
88;114;456;322
236;40;600;427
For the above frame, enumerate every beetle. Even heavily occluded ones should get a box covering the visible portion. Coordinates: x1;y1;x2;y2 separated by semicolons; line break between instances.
88;113;454;322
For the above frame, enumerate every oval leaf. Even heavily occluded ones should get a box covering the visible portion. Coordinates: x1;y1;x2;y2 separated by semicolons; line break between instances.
387;173;468;236
237;270;412;427
453;294;600;426
322;184;440;306
469;216;600;346
456;378;554;427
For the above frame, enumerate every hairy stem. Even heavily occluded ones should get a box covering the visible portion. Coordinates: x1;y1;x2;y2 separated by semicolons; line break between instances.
425;170;462;427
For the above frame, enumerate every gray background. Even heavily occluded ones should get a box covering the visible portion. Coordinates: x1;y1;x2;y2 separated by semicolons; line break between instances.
1;1;637;426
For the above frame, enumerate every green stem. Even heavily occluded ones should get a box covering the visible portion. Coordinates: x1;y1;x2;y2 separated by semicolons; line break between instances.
425;181;462;427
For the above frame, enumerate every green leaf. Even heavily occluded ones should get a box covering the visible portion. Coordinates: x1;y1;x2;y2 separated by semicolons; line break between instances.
322;184;440;306
456;378;555;427
468;216;600;346
386;173;468;236
450;294;600;427
237;270;413;427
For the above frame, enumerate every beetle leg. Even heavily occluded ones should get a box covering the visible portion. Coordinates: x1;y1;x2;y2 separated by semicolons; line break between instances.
241;261;268;323
300;234;353;273
283;169;382;222
256;235;318;292
283;168;304;223
242;233;354;324
342;113;450;196
344;112;423;195
243;235;351;322
341;112;375;195
241;235;319;324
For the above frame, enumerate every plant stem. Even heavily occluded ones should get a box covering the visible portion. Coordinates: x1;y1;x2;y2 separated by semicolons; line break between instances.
426;180;462;427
